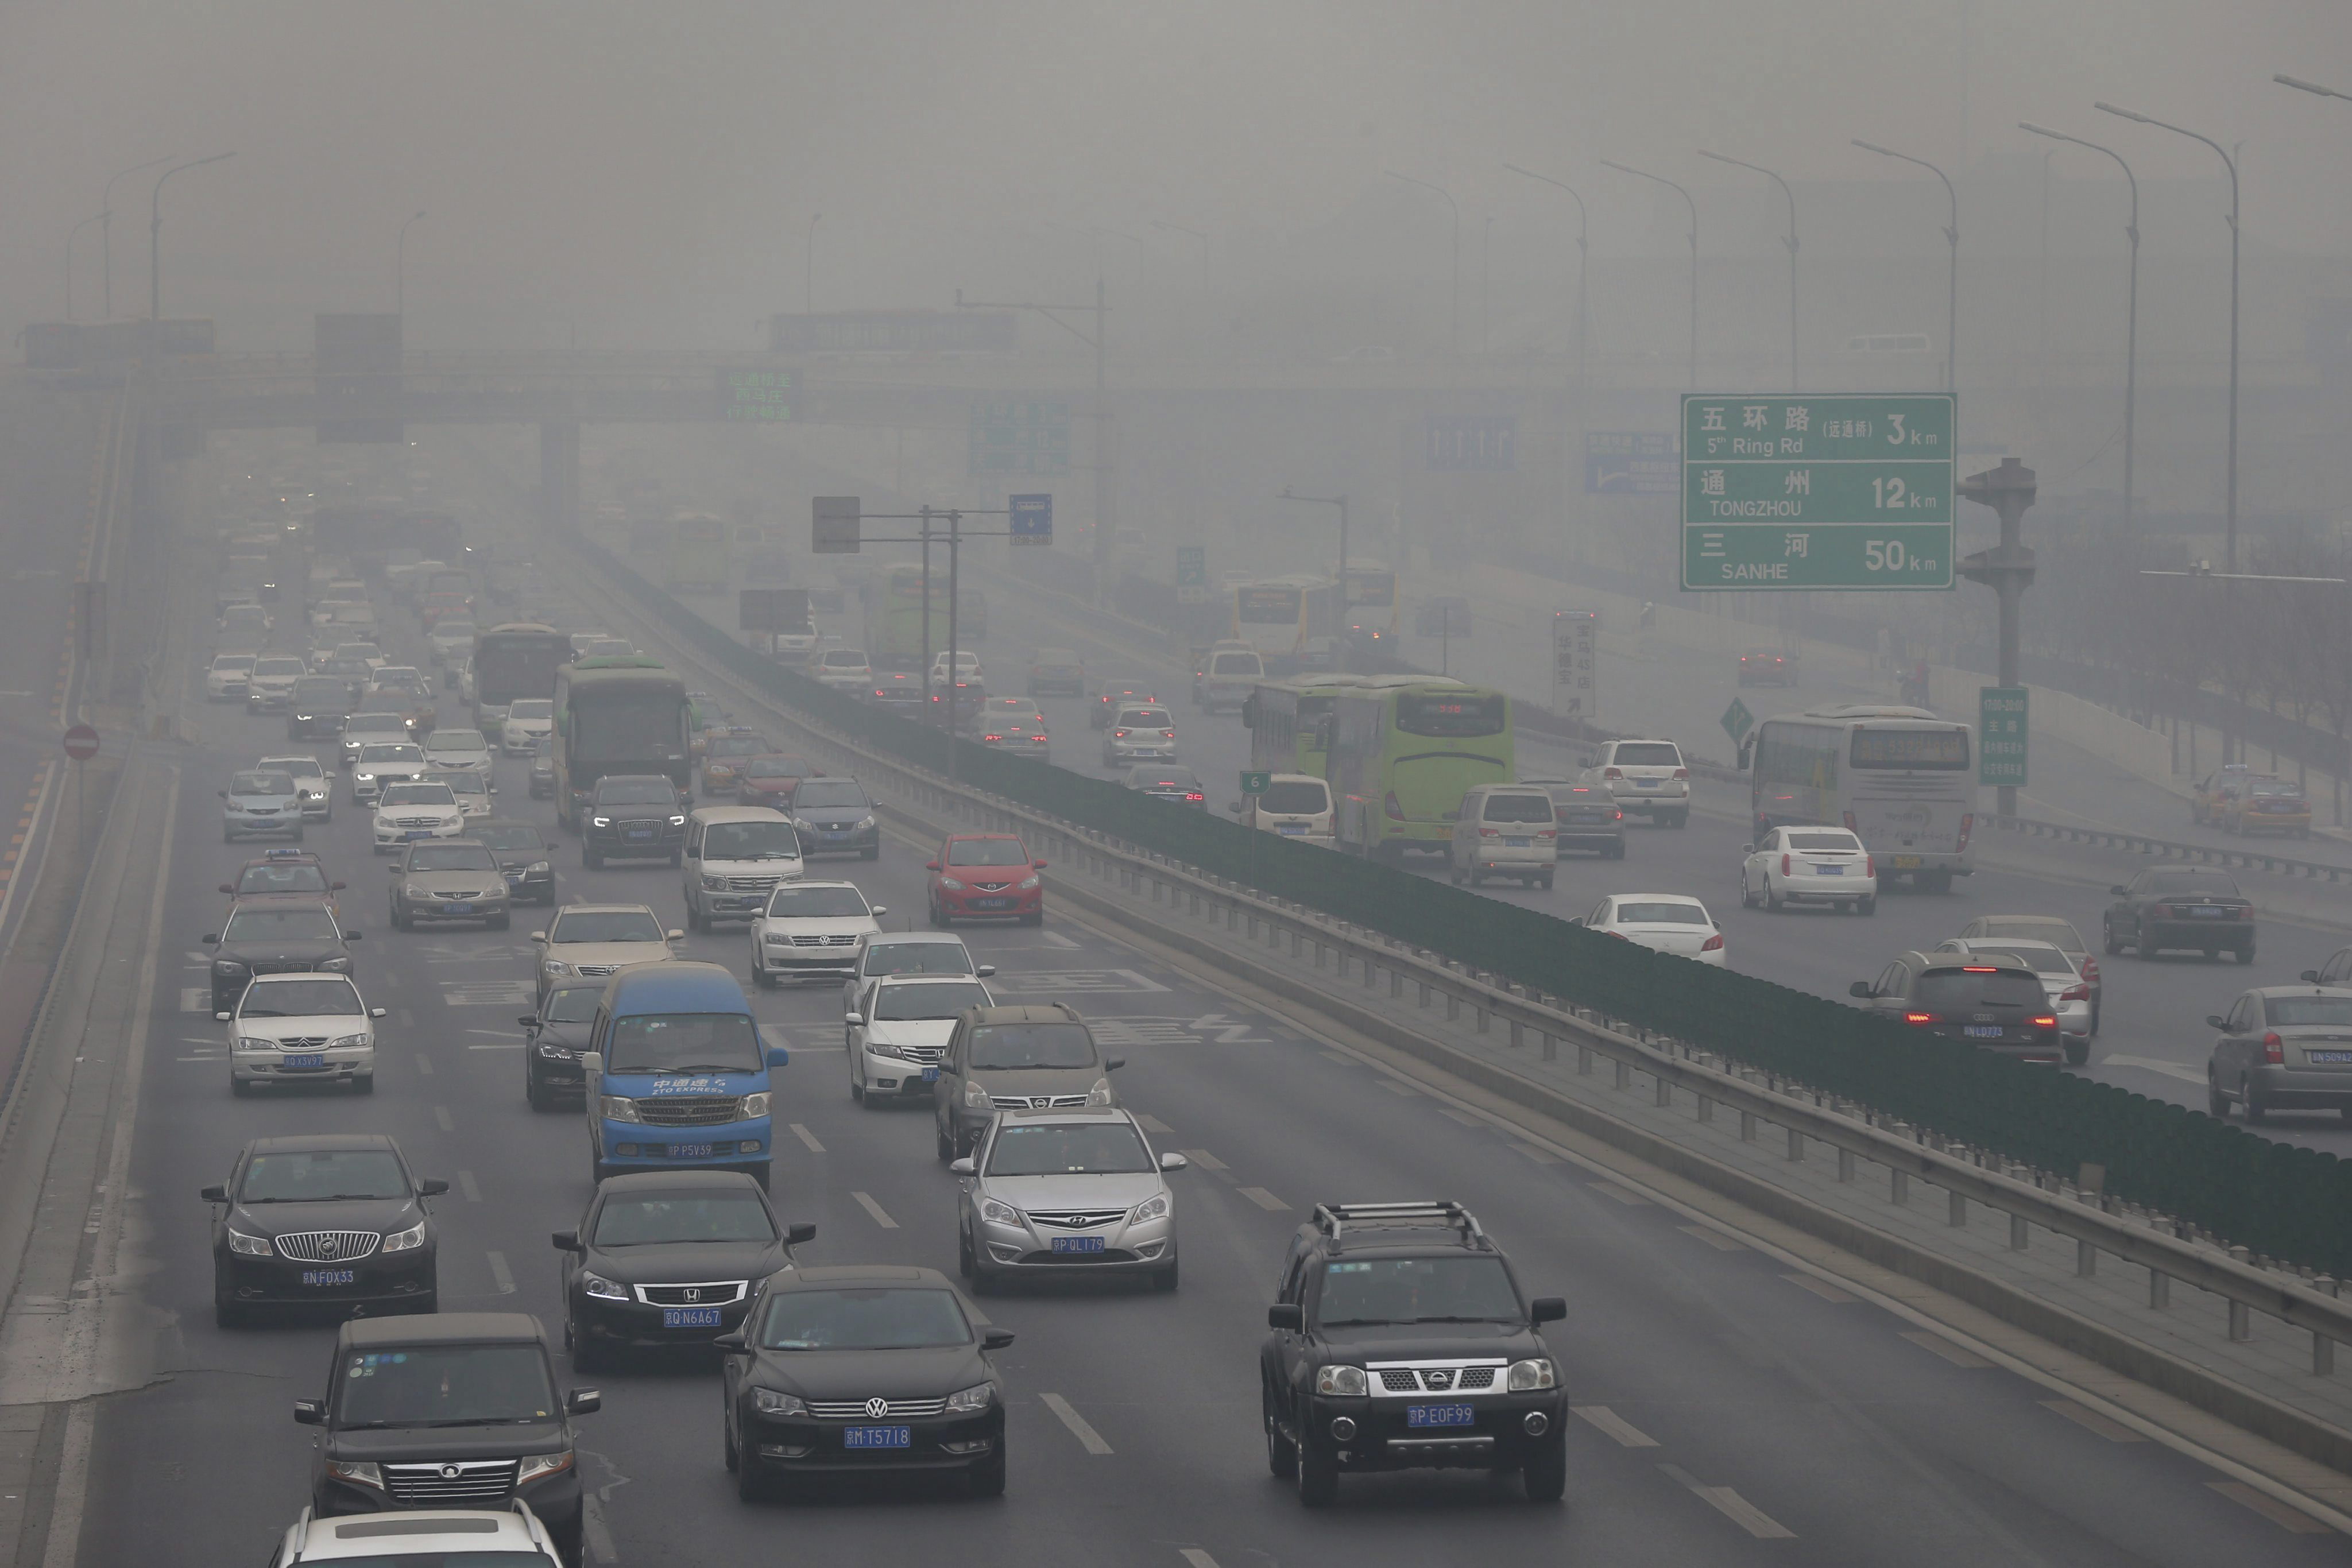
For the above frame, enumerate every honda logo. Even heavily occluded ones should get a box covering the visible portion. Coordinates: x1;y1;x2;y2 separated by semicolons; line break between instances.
865;1397;889;1419
683;1287;701;1303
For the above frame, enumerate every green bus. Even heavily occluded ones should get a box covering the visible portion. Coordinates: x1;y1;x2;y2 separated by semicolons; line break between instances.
1241;675;1367;777
1328;682;1513;860
551;657;691;830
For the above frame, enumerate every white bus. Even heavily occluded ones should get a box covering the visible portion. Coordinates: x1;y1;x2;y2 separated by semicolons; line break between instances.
1741;704;1976;892
1228;575;1334;669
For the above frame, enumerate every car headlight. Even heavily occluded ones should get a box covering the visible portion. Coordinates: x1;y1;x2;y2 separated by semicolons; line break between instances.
944;1382;993;1414
1507;1357;1558;1392
226;1228;274;1257
404;884;432;900
740;1092;771;1118
752;1388;808;1416
791;818;816;833
980;1199;1022;1226
292;713;312;722
701;875;728;891
1087;1075;1113;1106
866;1036;907;1060
537;1040;574;1059
1316;1365;1369;1396
328;1033;370;1051
544;959;572;976
762;931;794;946
1131;1193;1170;1223
213;959;249;974
668;815;687;827
381;1221;427;1253
232;1036;276;1053
318;957;352;973
591;816;610;827
516;1450;575;1485
527;861;550;874
600;1095;641;1124
324;1459;383;1489
937;877;966;891
1017;875;1040;891
581;1272;628;1300
964;1079;991;1109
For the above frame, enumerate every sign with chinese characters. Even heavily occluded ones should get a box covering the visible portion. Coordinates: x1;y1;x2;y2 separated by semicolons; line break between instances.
1585;431;1677;494
970;398;1071;476
1426;415;1516;471
1009;494;1053;548
1175;545;1208;604
1680;394;1954;591
1551;610;1596;722
1978;686;2028;787
718;367;792;423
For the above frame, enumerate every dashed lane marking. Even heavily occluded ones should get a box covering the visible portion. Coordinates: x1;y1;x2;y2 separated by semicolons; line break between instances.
415;1056;434;1077
1589;1182;1650;1206
1039;1392;1113;1455
851;1190;898;1229
434;1106;455;1132
790;1123;824;1153
1135;1113;1175;1136
1236;1186;1287;1211
2040;1400;2146;1443
1572;1406;1659;1447
1181;1148;1227;1170
1438;1108;1483;1126
441;981;535;1008
1178;1551;1220;1568
1677;1224;1747;1252
458;1171;481;1202
488;1250;516;1294
2208;1480;2333;1534
1780;1272;1855;1304
1900;1330;1990;1368
1376;1079;1418;1096
1659;1464;1796;1539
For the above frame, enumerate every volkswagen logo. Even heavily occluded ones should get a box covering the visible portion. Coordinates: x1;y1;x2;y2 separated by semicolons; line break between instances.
1425;1369;1453;1390
439;1463;461;1480
864;1397;889;1419
319;1237;339;1259
683;1287;701;1303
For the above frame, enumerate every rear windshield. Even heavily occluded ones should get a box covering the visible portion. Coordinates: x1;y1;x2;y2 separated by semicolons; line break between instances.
1975;945;2073;976
748;756;816;779
593;1194;774;1245
2141;872;2243;898
821;652;867;668
1120;709;1172;727
967;1022;1097;1070
864;942;972;978
1612;902;1709;926
1210;653;1261;675
231;772;297;795
334;1344;555;1428
235;864;328;895
1916;970;2047;1011
1851;729;1970;770
1396;692;1506;738
471;824;541;851
1480;793;1555;823
1611;743;1682;767
2270;997;2352;1027
1786;831;1861;852
1259;781;1329;814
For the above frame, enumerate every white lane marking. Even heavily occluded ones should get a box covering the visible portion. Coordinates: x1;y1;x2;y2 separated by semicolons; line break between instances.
2098;1054;2206;1086
1039;930;1080;949
36;1401;90;1568
1181;1148;1227;1170
1780;1272;1855;1304
441;980;535;1008
180;987;208;1014
1236;1186;1287;1211
1318;1050;1356;1066
1660;1463;1796;1538
434;1106;456;1132
1589;1182;1650;1206
415;1055;434;1077
1573;1405;1659;1447
851;1190;898;1229
458;1171;481;1202
488;1250;516;1294
1039;1392;1113;1455
1677;1224;1746;1252
1135;1113;1175;1136
1376;1079;1418;1096
582;1490;620;1562
988;967;1169;994
790;1123;825;1152
1509;1143;1561;1165
465;1028;516;1037
2208;1480;2334;1534
2040;1400;2147;1443
1178;1551;1219;1568
1900;1330;1990;1368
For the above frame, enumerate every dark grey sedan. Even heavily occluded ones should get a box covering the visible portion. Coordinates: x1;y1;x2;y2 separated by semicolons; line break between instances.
2207;985;2352;1124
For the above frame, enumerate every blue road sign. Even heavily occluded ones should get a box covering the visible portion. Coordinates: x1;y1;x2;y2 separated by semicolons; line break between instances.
1009;494;1053;548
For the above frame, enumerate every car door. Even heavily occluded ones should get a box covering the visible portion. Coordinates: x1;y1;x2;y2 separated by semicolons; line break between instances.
1878;960;1913;1020
1266;1245;1312;1425
934;1021;968;1141
2214;993;2254;1081
848;980;880;1075
2114;873;2150;936
682;819;704;903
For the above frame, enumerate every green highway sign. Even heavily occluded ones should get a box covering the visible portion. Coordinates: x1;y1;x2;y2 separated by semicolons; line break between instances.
1240;771;1271;795
718;368;792;423
1720;696;1754;746
1681;394;1955;591
1176;545;1208;605
1979;686;2028;787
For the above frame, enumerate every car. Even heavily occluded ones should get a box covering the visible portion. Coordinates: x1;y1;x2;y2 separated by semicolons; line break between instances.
865;671;927;713
427;618;477;664
928;648;985;690
2213;984;2352;1122
933;1002;1118;1160
206;653;257;700
683;806;804;930
286;675;358;741
221;850;347;916
554;1171;814;1369
219;601;273;639
973;697;1049;757
454;655;478;704
245;655;311;713
1448;784;1560;889
581;636;635;660
568;629;614;659
2223;776;2312;838
1231;772;1333;844
521;978;605;1109
533;902;679;1005
338;712;412;768
1259;1201;1568;1506
424;766;493;819
1122;764;1207;806
350;741;426;804
372;780;467;854
1574;894;1725;965
733;753;818;811
1521;777;1623;859
502;697;556;755
258;754;335;821
581;774;690;868
204;1133;443;1325
927;833;1046;926
220;973;386;1095
701;730;774;797
473;818;557;905
529;734;558;798
1737;648;1797;686
1581;738;1689;827
2191;764;2260;827
846;973;996;1102
1930;938;2093;1062
1025;649;1085;698
317;656;376;702
222;769;306;843
1192;642;1264;712
811;648;874;692
1090;680;1154;729
951;1107;1182;1292
331;640;388;672
264;1500;567;1568
1738;825;1876;913
841;931;993;1017
2103;868;2254;963
783;776;880;858
1847;951;2064;1062
295;1312;595;1565
388;837;513;930
750;881;884;988
1101;704;1177;767
1958;915;2101;1034
421;726;494;780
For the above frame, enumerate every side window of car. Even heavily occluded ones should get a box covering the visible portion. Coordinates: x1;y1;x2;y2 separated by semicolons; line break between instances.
2225;997;2250;1033
684;821;701;857
2328;949;2352;984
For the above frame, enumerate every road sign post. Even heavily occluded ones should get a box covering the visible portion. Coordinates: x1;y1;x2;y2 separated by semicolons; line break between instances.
1240;770;1271;796
1681;394;1955;591
1979;686;2028;792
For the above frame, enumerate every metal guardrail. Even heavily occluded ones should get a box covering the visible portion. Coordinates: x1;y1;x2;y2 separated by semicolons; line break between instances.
1990;812;2352;884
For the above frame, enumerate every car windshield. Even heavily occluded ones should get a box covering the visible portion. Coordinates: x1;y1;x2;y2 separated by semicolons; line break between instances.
214;656;257;672
427;732;487;753
410;843;497;872
764;885;869;919
705;822;799;860
241;979;363;1017
1916;970;2047;1011
1480;793;1554;823
1315;1256;1523;1326
508;699;554;719
1612;744;1682;767
873;981;990;1021
791;781;866;808
1786;831;1862;852
231;772;297;796
380;784;458;807
473;825;540;851
236;864;328;895
756;1287;970;1352
222;908;339;942
595;779;677;806
986;1122;1153;1175
253;658;305;676
2270;997;2352;1027
427;772;488;796
946;839;1029;868
967;1022;1095;1070
240;1149;407;1202
360;745;423;764
260;758;324;779
550;911;664;944
603;1012;761;1074
333;1344;556;1429
1119;709;1171;727
865;942;972;978
293;680;349;702
1612;902;1708;926
539;986;603;1024
2141;872;2242;897
593;1193;774;1246
1259;781;1328;814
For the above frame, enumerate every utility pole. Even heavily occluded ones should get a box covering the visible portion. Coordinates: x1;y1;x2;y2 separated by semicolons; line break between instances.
2021;124;2138;532
1851;140;1957;393
1958;458;2037;818
957;286;1109;594
1600;160;1697;390
100;156;171;321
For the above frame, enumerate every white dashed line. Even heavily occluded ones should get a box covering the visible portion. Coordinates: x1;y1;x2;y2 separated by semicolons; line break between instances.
1236;1187;1287;1211
1589;1182;1650;1206
415;1056;434;1076
458;1171;481;1202
1178;1551;1220;1568
487;1250;516;1294
851;1190;898;1229
1135;1113;1175;1135
1039;930;1080;949
1181;1148;1228;1170
790;1123;825;1152
1573;1405;1659;1447
1660;1463;1795;1538
1039;1392;1112;1454
434;1106;455;1132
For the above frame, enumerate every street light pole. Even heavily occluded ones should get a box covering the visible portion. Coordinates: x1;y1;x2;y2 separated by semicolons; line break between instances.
1698;150;1798;390
65;212;106;320
957;284;1111;590
2275;73;2352;103
2096;102;2239;571
395;210;427;316
2020;123;2138;532
1278;488;1349;644
1384;170;1461;355
100;155;171;320
1503;164;1590;391
1851;140;1957;393
150;152;237;327
1600;159;1698;390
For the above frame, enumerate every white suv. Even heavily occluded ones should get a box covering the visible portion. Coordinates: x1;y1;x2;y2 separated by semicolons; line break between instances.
1583;738;1690;827
812;648;874;692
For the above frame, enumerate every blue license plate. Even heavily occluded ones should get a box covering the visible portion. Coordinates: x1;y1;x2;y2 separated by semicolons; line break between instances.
920;1067;939;1082
441;903;473;915
626;830;653;842
845;1426;911;1449
1278;825;1306;835
821;830;850;839
1504;837;1531;848
1817;865;1844;875
670;1143;715;1157
662;1307;722;1328
1406;1404;1475;1428
1636;779;1659;788
970;898;1012;909
1962;1025;2005;1039
281;1054;325;1070
2309;1051;2352;1064
404;830;432;840
1050;1236;1107;1254
302;1269;355;1287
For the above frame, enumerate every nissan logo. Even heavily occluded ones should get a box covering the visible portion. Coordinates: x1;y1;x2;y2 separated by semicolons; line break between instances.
865;1397;889;1419
1030;1097;1050;1109
1425;1369;1453;1389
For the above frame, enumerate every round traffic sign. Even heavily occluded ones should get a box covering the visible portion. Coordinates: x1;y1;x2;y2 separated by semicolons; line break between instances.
61;725;98;761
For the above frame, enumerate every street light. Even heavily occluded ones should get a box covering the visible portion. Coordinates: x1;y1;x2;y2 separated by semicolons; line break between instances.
1384;169;1461;355
804;213;821;317
2020;123;2139;532
150;152;237;327
394;210;427;316
2095;102;2239;572
1851;140;1957;393
1151;220;1209;294
65;212;106;320
1599;159;1698;390
2274;73;2352;103
1698;150;1798;390
1503;163;1590;391
100;155;171;320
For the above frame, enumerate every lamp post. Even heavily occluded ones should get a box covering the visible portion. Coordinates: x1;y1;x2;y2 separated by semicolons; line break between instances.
804;213;821;317
150;152;236;328
1851;140;1957;393
1503;163;1590;391
1279;488;1349;638
65;212;106;320
2096;102;2239;572
394;210;427;316
1698;150;1798;390
2274;73;2352;103
1600;158;1697;390
1384;170;1461;355
100;155;171;320
2020;122;2138;532
1152;220;1209;294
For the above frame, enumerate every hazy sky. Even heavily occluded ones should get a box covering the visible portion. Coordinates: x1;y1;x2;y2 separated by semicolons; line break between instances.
3;1;2347;344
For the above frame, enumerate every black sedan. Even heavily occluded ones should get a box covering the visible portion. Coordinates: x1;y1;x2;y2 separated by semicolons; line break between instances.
720;1265;1012;1501
555;1171;812;1369
2103;867;2255;963
582;774;688;868
204;1133;445;1326
1122;764;1208;807
522;978;605;1109
204;898;362;1013
475;818;558;904
529;734;557;799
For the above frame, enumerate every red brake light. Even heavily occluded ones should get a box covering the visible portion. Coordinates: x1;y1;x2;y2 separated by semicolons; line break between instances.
2060;984;2090;1002
1536;829;1555;839
2150;904;2173;919
1673;768;1689;780
1781;853;1792;876
1904;1012;1936;1024
1186;792;1203;802
2032;1015;2058;1029
1957;812;1974;851
1612;810;1623;820
2264;1032;2285;1064
1864;854;1875;878
1479;827;1500;838
1700;932;1724;951
1961;965;2000;973
1603;766;1623;779
1115;729;1128;737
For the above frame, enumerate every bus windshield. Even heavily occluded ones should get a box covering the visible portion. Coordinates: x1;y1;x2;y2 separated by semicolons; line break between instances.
476;636;567;706
1396;692;1506;738
1238;587;1301;622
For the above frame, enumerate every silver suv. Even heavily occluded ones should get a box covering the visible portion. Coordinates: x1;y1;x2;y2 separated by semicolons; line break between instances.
1581;738;1689;827
951;1107;1183;1293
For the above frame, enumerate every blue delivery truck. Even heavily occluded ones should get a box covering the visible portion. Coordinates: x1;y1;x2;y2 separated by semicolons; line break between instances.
581;962;786;1187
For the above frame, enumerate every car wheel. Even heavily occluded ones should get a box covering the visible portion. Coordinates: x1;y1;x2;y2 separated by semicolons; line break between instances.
213;1284;249;1330
1670;812;1689;828
1020;909;1044;927
1739;873;1755;909
1522;1438;1568;1502
2244;1079;2270;1124
571;1333;608;1375
723;1401;741;1472
1295;1440;1339;1507
223;826;238;843
1765;877;1784;912
968;1446;1007;1499
230;1077;253;1098
685;903;703;934
927;900;947;928
2207;1072;2231;1119
1857;895;1877;915
2063;1036;2089;1067
1537;872;1554;891
589;1151;609;1183
957;1224;976;1279
734;1447;769;1504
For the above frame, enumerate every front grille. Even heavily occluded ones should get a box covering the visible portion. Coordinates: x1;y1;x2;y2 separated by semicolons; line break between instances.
1026;1210;1127;1230
382;1459;519;1504
725;875;782;892
262;1036;331;1050
423;889;489;900
895;1044;942;1065
989;1094;1090;1110
273;1229;381;1263
969;881;1012;893
637;1095;742;1127
1369;1361;1504;1395
390;816;443;830
574;964;618;977
247;960;318;977
636;1280;748;1306
790;934;860;947
807;1397;949;1419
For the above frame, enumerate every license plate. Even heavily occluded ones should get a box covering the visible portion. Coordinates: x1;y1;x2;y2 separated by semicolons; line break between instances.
845;1426;911;1449
1636;779;1659;788
2187;905;2223;918
302;1269;355;1287
1890;855;1922;869
440;903;473;915
404;830;431;841
670;1143;715;1157
1962;1025;2005;1039
1278;824;1307;835
1050;1236;1107;1255
920;1067;939;1082
822;830;850;839
1504;837;1531;848
662;1307;722;1328
970;898;1012;909
1406;1404;1475;1428
626;830;653;842
2310;1051;2352;1064
1816;865;1844;875
281;1054;325;1070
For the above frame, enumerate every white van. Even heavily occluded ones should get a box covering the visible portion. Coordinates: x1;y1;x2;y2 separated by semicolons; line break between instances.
1231;772;1333;846
681;805;806;930
1193;642;1265;712
1449;784;1560;889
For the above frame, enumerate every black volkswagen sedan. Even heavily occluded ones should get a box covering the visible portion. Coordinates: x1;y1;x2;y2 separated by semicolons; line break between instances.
475;818;558;905
554;1170;812;1368
521;978;605;1110
719;1265;1012;1500
204;1133;446;1326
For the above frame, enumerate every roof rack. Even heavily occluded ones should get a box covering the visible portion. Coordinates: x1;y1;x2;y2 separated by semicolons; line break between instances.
1312;1201;1486;1252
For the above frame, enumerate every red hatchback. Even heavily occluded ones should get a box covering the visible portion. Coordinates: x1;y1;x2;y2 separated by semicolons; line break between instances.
927;834;1046;926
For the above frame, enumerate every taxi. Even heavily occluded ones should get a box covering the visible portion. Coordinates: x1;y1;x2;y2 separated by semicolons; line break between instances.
2191;765;2258;828
2222;776;2312;838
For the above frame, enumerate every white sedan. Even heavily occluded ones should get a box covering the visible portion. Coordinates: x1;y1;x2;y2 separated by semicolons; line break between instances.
1739;826;1877;915
421;727;495;780
372;780;467;853
1577;894;1727;965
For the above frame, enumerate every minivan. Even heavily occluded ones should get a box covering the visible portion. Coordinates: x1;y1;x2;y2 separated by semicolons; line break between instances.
1449;784;1560;889
1193;642;1264;713
581;962;788;1187
681;805;804;930
1232;772;1333;846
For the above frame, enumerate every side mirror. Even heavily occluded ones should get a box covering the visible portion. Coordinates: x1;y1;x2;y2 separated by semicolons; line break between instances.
519;1015;540;1029
976;965;996;978
1034;860;1048;870
844;1013;864;1027
765;1046;790;1068
976;1326;1018;1354
580;1052;602;1075
1530;1296;1568;1325
388;863;402;874
552;1230;581;1252
2109;885;2130;897
201;934;219;945
666;930;684;942
1159;1151;1188;1171
216;790;228;799
330;881;347;891
926;860;942;872
1740;843;1754;855
293;1400;324;1426
949;1156;976;1176
785;1222;817;1246
1848;981;1874;998
531;931;548;943
564;1388;601;1416
1267;1303;1303;1331
871;905;887;917
2301;970;2322;985
214;1011;233;1023
1104;1057;1125;1071
417;1179;450;1198
200;1184;228;1203
218;882;234;894
713;1330;746;1352
370;1007;387;1019
2206;1015;2227;1030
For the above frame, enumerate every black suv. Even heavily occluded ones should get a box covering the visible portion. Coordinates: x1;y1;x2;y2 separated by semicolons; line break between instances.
204;1133;444;1325
296;1311;598;1567
288;675;355;741
582;773;687;868
2103;866;2255;963
1260;1202;1566;1507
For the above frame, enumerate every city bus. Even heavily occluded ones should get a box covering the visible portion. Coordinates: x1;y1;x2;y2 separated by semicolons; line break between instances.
1328;682;1513;860
1228;575;1334;671
1243;675;1367;777
470;622;572;730
1340;561;1400;646
1742;704;1977;891
551;657;692;829
666;513;731;595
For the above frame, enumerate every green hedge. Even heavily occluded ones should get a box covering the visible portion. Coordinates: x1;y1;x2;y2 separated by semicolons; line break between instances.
583;541;2352;1276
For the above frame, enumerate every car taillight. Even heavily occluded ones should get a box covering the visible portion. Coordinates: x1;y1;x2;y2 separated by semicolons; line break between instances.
1957;812;1974;851
1384;792;1406;820
1115;729;1128;737
1479;827;1500;838
1842;811;1859;833
2150;904;2172;919
1700;932;1724;951
1904;1012;1936;1025
2080;957;2099;984
1864;854;1875;878
1613;810;1623;820
983;734;1003;742
1673;768;1689;780
2060;984;2089;1002
1603;767;1623;779
2033;1015;2058;1030
1537;829;1554;839
2264;1032;2285;1064
1781;853;1792;876
1186;792;1204;802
